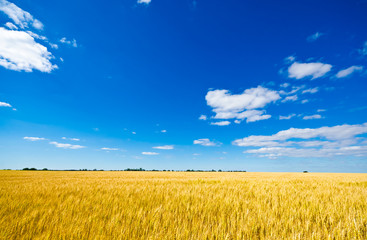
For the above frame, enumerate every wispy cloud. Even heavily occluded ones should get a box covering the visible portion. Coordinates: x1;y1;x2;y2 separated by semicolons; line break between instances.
302;87;319;94
49;141;85;149
233;123;367;158
194;138;220;146
199;115;207;120
210;121;231;126
303;114;322;120
142;151;159;155
23;136;46;141
59;37;77;48
101;147;119;151
307;32;324;42
279;114;296;120
137;0;151;4
153;145;174;150
335;66;363;78
61;137;80;141
358;41;367;56
281;95;298;102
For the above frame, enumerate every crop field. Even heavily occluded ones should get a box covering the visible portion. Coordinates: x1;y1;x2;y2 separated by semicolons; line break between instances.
0;171;366;239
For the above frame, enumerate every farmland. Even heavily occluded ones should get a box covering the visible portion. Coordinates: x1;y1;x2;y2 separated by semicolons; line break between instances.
0;171;366;239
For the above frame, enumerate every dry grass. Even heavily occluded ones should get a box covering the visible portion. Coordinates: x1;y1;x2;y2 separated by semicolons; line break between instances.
0;171;366;239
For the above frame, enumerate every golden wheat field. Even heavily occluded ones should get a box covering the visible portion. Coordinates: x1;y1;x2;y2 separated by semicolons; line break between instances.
0;171;366;239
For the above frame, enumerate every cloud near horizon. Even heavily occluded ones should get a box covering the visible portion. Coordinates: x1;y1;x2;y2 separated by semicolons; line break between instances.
233;123;367;159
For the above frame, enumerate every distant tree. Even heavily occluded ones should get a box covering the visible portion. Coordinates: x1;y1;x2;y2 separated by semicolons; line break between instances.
303;171;308;173
218;169;222;172
42;168;48;171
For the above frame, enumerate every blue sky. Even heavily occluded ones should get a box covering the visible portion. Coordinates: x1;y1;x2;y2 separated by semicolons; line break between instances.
0;0;367;172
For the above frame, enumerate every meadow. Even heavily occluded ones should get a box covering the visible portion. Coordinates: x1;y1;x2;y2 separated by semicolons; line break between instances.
0;171;366;239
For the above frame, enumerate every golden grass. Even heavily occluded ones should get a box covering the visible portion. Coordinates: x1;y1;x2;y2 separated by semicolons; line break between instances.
0;171;366;239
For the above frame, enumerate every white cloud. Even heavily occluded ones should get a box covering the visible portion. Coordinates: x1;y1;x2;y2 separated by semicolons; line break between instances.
358;41;367;56
161;129;167;133
49;43;58;49
280;83;290;88
210;121;231;126
60;37;77;47
301;99;309;104
153;145;174;150
279;114;296;120
335;66;363;78
307;32;324;42
132;131;136;135
0;101;11;107
281;95;298;102
0;27;57;72
199;115;207;120
317;109;326;112
49;141;85;149
234;120;241;124
61;137;80;141
205;86;280;123
101;147;119;151
284;56;295;63
302;87;319;94
137;0;151;4
142;152;159;155
194;138;220;147
303;114;322;120
26;31;47;41
4;22;17;29
23;136;46;141
0;0;43;30
233;123;367;148
288;62;332;80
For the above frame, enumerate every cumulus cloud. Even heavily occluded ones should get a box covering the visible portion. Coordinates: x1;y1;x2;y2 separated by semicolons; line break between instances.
205;86;280;123
194;138;220;146
49;141;85;149
161;130;167;133
288;62;332;80
303;114;322;120
142;152;159;155
137;0;151;4
0;101;11;107
210;121;231;126
0;27;57;72
153;145;174;150
335;66;363;78
23;136;46;141
0;0;43;30
59;37;77;47
307;32;324;42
